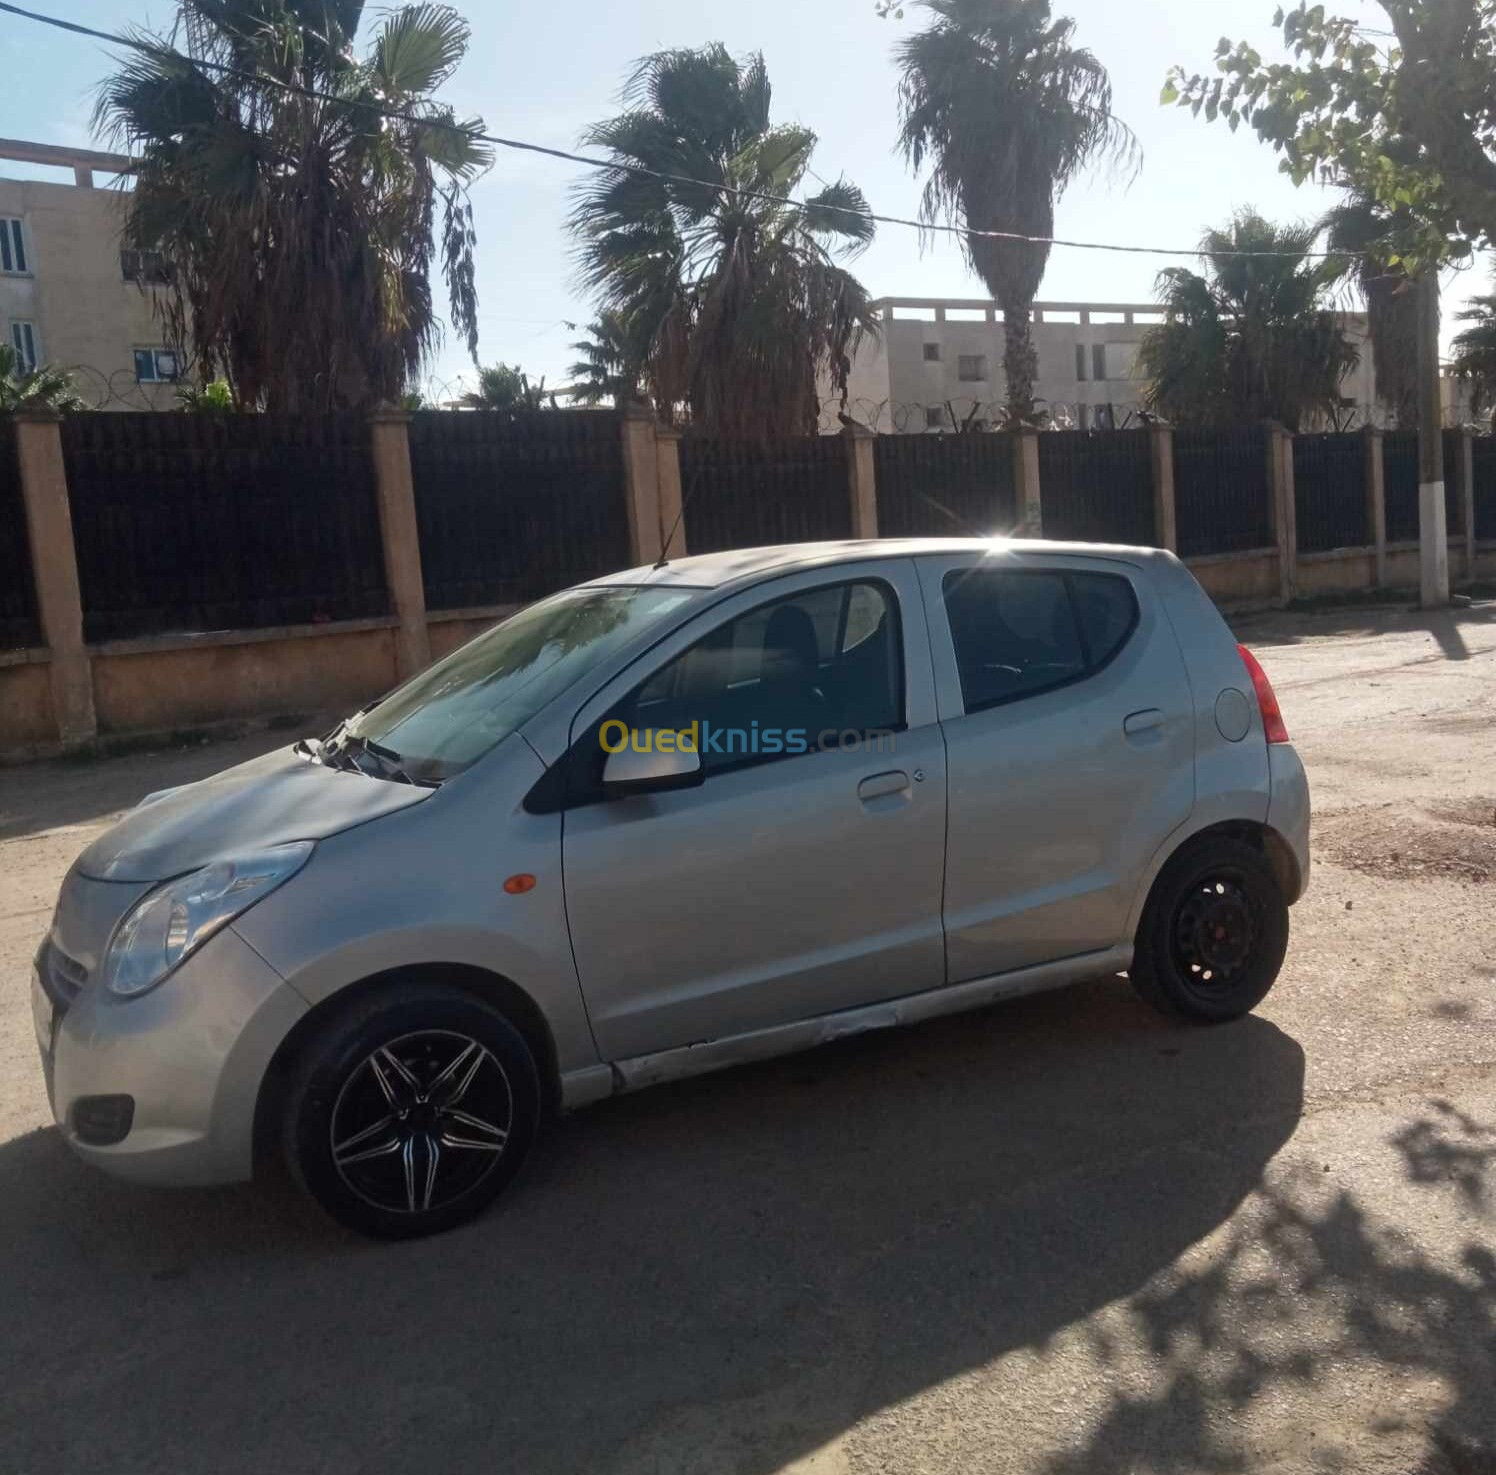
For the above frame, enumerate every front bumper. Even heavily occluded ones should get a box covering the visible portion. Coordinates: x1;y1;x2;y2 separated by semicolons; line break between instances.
34;925;307;1186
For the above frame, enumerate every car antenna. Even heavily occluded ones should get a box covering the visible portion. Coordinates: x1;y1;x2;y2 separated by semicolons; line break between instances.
654;459;701;570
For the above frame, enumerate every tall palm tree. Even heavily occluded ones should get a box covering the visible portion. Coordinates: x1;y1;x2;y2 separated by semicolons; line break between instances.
571;46;878;438
566;311;645;407
1451;292;1496;428
1321;197;1418;428
96;1;491;413
895;0;1137;424
0;345;85;414
1137;212;1359;432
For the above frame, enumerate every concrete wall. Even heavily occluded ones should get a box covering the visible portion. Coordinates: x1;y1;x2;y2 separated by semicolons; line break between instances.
1187;551;1282;606
0;174;175;411
0;655;56;754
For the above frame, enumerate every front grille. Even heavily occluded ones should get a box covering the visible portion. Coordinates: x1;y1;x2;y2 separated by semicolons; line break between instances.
37;937;87;1014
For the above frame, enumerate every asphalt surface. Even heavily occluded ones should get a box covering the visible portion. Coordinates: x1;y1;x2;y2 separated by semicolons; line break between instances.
2;602;1495;1474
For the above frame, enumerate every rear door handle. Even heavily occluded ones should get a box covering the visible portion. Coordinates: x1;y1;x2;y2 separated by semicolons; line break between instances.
857;770;910;801
1123;708;1165;737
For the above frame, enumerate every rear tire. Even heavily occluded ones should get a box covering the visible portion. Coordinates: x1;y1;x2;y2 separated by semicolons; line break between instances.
1130;836;1288;1023
283;983;541;1240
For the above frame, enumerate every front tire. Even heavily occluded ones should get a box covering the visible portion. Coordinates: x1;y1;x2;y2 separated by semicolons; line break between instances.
1130;836;1289;1023
283;983;541;1239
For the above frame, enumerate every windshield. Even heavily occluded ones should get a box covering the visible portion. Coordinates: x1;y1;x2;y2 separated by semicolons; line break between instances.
338;585;696;780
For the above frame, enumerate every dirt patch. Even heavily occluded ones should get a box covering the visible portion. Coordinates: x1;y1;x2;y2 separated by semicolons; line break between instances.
1317;804;1496;884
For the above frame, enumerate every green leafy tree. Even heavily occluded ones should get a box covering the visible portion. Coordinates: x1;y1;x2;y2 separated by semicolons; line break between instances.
571;45;878;437
894;0;1137;423
1164;1;1496;268
97;0;492;413
566;311;645;407
462;364;556;411
1451;292;1496;427
0;345;85;414
175;378;234;413
1137;211;1360;431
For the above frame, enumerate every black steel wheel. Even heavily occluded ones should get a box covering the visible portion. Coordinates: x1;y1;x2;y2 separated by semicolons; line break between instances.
284;984;541;1239
1131;836;1289;1022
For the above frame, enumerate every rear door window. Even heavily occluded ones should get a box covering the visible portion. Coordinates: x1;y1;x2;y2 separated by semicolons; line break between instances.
941;569;1137;714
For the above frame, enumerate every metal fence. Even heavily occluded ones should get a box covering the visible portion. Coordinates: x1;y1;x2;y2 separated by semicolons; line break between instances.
679;435;851;554
1475;436;1496;542
1038;429;1154;545
408;410;631;610
1382;430;1420;543
1174;426;1273;557
871;433;1017;538
61;413;389;643
0;419;40;649
1293;433;1368;553
1443;429;1466;535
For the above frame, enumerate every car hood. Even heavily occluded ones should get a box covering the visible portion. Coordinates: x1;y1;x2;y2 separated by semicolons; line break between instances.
74;745;432;882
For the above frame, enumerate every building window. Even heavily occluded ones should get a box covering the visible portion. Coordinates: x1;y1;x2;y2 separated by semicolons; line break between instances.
925;406;946;430
922;342;941;362
1092;344;1108;381
957;354;987;382
134;347;181;383
121;248;171;284
0;217;28;275
1075;344;1087;382
9;321;39;372
1076;404;1090;430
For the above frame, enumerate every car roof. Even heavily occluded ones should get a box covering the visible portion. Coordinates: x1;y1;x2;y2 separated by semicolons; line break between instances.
587;538;1166;593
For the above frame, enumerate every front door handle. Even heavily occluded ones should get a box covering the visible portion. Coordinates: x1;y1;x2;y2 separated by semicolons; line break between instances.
1123;708;1165;737
857;770;910;802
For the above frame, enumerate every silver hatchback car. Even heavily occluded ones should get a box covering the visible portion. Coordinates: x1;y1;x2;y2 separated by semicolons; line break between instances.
33;539;1309;1238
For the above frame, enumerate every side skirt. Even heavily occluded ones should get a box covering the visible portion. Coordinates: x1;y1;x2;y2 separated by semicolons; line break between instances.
558;945;1133;1107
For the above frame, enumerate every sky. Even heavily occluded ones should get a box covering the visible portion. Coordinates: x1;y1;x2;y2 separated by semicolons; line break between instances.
1;0;1486;397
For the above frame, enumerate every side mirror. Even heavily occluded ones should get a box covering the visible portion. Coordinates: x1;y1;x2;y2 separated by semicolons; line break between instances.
602;734;704;797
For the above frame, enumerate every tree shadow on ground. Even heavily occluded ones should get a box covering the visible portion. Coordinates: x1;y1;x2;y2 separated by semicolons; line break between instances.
1043;1097;1496;1475
0;978;1304;1475
1233;603;1496;654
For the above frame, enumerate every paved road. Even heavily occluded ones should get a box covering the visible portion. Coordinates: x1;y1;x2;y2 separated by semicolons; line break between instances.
2;604;1495;1474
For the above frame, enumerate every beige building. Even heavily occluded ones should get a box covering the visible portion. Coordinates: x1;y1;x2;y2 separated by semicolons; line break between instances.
833;295;1380;433
0;138;179;411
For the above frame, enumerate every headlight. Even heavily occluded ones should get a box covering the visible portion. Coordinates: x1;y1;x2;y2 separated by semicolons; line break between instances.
103;842;314;999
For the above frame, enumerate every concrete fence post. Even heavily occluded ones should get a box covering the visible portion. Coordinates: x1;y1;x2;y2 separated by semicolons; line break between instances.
843;422;879;539
1265;422;1296;604
1363;425;1387;588
1148;422;1177;552
369;410;431;679
620;405;664;565
13;409;96;748
655;426;687;560
1459;427;1477;581
1013;425;1043;537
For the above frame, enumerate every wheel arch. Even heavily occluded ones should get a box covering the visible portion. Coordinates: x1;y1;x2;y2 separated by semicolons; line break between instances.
252;963;562;1175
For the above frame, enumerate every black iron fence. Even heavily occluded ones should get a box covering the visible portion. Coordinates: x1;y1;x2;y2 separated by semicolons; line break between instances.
1475;436;1496;542
1383;430;1420;543
61;413;389;643
1443;429;1466;535
871;433;1017;538
679;435;851;554
408;410;630;610
0;420;40;648
1174;426;1273;557
1039;429;1154;545
1293;433;1368;553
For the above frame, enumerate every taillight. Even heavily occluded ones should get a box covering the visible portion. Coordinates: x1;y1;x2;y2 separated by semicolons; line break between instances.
1237;644;1289;744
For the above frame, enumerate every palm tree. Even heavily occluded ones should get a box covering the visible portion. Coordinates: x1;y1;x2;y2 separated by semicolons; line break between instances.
895;0;1137;424
1451;292;1496;428
566;311;645;407
571;46;878;438
0;345;85;414
96;1;491;413
461;365;556;411
1322;197;1418;428
1137;212;1360;432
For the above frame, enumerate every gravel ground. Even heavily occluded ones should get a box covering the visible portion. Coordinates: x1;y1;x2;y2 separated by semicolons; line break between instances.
1;602;1495;1475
